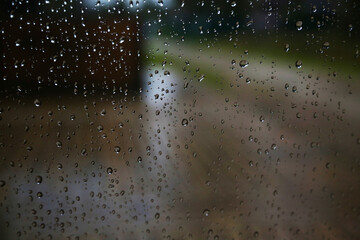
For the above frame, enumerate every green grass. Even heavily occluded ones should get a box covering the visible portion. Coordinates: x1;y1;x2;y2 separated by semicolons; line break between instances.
222;41;359;78
144;34;360;91
143;48;229;90
195;34;360;78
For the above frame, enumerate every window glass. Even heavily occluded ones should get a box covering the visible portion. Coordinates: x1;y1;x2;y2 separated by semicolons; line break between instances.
0;0;359;239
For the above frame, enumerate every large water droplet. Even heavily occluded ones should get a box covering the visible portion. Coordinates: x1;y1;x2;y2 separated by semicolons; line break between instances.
239;60;249;68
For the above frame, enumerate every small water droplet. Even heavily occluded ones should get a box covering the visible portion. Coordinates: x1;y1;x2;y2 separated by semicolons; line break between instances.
97;125;104;132
114;146;121;154
37;192;43;198
57;163;63;170
34;99;41;107
203;209;210;216
285;43;290;52
322;42;330;49
15;39;21;47
296;21;303;30
35;176;43;184
0;180;6;187
325;162;331;169
56;141;62;148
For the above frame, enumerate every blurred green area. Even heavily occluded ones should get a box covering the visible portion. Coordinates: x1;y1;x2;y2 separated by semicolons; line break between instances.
145;33;360;92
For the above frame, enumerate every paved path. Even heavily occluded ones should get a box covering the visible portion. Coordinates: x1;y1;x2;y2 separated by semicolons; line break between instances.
0;47;359;239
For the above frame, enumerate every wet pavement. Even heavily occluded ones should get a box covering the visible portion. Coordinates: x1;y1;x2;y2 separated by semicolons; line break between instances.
0;55;360;240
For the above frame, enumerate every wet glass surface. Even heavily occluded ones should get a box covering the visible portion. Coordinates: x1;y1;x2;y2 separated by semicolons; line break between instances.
0;1;360;239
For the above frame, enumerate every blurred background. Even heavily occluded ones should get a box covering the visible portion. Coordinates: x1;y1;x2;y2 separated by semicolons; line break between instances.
0;0;360;239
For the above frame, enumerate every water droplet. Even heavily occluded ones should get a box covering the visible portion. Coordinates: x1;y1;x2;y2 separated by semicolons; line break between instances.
312;5;317;13
239;60;249;68
0;180;6;187
81;148;87;156
295;60;302;68
198;74;205;82
182;118;188;126
15;39;21;47
97;125;104;132
35;176;43;184
57;163;63;170
34;99;41;107
199;26;203;34
325;162;331;169
285;43;290;52
114;146;121;154
56;141;62;148
296;21;303;30
107;167;113;174
203;209;210;216
323;42;330;49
